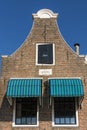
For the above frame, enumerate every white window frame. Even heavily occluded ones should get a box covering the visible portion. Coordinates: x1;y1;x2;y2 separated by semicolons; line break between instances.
12;99;39;127
36;43;55;65
52;98;79;127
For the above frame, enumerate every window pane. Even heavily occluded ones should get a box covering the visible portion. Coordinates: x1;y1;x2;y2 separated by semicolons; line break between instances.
55;118;60;124
32;117;37;125
54;98;76;125
38;44;53;64
61;117;65;124
15;98;37;125
22;117;26;124
15;118;21;124
27;117;31;125
16;103;21;118
65;117;70;124
71;117;76;124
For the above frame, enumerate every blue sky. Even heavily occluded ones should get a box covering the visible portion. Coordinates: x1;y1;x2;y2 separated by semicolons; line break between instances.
0;0;87;60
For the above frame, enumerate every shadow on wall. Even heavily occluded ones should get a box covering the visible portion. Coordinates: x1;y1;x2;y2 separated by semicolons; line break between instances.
0;80;52;123
39;80;52;121
0;95;13;121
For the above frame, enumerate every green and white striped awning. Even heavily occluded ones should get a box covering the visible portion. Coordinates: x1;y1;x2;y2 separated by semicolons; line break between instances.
49;78;84;97
6;79;42;97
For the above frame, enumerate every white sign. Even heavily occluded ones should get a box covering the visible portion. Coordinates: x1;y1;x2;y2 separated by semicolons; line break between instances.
39;69;52;75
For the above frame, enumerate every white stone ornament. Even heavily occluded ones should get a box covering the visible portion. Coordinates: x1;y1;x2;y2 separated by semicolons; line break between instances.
85;55;87;64
32;9;58;19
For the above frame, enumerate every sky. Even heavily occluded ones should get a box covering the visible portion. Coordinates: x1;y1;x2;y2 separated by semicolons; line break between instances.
0;0;87;62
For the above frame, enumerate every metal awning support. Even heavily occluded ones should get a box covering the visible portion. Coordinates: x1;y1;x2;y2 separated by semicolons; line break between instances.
7;97;12;106
79;96;84;109
39;97;42;106
50;97;52;106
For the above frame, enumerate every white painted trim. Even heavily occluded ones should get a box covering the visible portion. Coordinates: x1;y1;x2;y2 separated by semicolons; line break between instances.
52;98;54;126
10;77;43;79
12;99;39;127
79;55;85;57
39;69;52;76
1;55;8;57
32;9;58;19
12;99;16;127
36;43;55;66
75;98;79;126
52;98;79;127
48;77;81;79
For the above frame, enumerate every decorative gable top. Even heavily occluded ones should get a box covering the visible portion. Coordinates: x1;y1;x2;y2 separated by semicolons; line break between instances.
32;9;58;19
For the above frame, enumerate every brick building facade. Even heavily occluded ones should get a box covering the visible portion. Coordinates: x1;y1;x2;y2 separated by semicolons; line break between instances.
0;9;87;130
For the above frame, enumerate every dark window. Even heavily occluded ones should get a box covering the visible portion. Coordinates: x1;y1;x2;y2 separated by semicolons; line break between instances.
15;98;37;125
54;98;76;125
38;44;53;64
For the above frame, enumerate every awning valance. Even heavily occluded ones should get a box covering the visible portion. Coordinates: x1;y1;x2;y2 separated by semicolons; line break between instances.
6;79;42;97
49;78;84;97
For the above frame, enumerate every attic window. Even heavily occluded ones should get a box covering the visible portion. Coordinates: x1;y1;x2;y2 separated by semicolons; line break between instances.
36;43;55;65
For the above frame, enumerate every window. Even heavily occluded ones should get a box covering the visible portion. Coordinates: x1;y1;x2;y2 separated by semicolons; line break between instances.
13;98;39;127
36;43;55;65
52;97;78;126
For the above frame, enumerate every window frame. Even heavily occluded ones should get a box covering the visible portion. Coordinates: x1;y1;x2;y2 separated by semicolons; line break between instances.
52;98;79;127
36;43;55;65
13;98;39;127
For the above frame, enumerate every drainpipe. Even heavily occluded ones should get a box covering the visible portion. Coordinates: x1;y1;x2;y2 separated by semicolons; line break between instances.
74;43;80;55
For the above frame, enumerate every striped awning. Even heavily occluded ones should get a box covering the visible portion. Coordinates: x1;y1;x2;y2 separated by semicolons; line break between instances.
6;79;42;97
49;78;84;97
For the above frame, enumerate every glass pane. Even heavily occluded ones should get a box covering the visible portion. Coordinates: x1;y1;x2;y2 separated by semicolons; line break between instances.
38;44;53;64
32;117;37;125
61;117;65;124
65;117;70;124
15;118;21;124
55;118;60;124
15;98;37;125
71;117;76;124
54;98;76;125
22;117;26;124
27;117;31;125
16;103;21;118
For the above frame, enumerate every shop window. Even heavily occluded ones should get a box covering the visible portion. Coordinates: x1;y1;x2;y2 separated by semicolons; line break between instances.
13;98;39;127
36;43;55;65
52;97;78;126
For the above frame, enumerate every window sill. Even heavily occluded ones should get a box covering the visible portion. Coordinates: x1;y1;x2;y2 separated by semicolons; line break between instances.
36;63;55;66
52;124;79;127
13;123;39;127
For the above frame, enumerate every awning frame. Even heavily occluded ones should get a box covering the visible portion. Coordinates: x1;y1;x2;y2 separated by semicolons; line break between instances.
7;97;12;106
6;78;43;106
48;77;84;107
49;77;84;97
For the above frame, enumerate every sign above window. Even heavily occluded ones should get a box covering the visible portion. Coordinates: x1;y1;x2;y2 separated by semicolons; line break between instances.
39;69;52;75
36;43;55;65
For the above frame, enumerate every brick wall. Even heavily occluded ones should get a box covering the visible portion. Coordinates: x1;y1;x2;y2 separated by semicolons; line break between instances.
0;9;87;130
